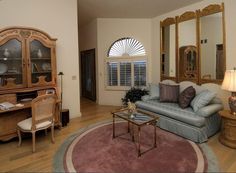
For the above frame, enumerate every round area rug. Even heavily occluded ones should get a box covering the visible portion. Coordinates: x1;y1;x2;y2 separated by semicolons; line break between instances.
54;121;219;173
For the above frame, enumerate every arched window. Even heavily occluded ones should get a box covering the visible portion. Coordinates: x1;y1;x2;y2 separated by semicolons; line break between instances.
106;37;147;89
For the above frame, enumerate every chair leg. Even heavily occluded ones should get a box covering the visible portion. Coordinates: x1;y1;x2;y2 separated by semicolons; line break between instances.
32;132;36;153
17;129;22;147
51;125;55;143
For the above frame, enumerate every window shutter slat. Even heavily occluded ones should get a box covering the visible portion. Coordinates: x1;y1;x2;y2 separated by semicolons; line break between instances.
134;61;146;86
120;62;131;86
107;62;118;86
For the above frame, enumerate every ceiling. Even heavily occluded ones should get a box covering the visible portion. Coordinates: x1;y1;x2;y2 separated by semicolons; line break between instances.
78;0;203;28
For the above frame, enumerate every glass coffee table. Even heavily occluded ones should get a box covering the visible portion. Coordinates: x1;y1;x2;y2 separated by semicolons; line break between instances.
112;108;159;157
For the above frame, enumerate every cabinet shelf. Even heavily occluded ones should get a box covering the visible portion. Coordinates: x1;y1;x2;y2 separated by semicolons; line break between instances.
0;73;22;76
31;58;51;60
0;58;22;61
32;71;51;74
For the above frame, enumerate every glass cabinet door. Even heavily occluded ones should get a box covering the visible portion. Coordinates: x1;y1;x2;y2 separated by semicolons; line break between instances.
29;40;53;86
0;39;25;89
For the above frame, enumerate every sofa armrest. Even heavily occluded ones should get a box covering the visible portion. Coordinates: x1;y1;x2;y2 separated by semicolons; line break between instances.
141;95;159;101
141;95;151;101
196;104;223;118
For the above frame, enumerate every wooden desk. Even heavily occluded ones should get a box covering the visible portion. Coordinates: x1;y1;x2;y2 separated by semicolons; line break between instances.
0;100;61;141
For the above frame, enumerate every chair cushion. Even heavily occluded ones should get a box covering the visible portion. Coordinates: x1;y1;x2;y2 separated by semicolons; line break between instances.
136;100;205;127
159;83;179;103
190;90;216;112
17;117;52;131
179;86;196;109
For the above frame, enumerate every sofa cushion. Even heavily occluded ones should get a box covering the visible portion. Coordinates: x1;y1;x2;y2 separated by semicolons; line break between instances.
190;90;216;112
149;83;160;99
159;83;179;103
179;86;196;108
136;100;205;127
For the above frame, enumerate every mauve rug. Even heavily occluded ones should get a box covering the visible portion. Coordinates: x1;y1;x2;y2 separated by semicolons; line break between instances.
54;121;219;173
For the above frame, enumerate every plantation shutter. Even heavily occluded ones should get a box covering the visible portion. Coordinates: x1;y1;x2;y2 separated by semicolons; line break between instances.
107;62;118;86
120;62;131;86
134;61;146;86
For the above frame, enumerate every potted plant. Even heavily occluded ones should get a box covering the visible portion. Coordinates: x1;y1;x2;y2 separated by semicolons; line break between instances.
122;87;148;105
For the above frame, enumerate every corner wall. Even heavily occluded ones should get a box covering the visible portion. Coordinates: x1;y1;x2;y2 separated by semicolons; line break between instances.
79;19;99;102
0;0;81;118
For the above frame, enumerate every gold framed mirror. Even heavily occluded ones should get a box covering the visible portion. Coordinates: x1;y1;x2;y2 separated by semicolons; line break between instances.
177;11;198;82
160;17;177;81
199;3;226;84
159;3;226;85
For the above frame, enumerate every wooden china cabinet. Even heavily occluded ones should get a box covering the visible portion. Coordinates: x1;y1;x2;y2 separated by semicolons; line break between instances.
0;27;59;141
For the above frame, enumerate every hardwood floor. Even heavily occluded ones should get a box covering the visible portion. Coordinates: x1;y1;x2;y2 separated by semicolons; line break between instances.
0;98;235;172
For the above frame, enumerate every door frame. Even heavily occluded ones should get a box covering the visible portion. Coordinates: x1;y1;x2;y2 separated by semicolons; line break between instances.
80;48;96;101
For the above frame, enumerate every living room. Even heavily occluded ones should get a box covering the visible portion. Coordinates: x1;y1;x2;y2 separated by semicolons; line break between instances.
0;0;236;172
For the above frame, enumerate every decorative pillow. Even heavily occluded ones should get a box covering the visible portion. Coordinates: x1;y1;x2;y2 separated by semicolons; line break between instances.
149;83;160;99
179;86;196;109
190;90;216;112
210;97;222;104
159;83;179;103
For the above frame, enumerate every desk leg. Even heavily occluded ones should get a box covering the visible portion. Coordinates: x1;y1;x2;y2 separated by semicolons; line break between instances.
131;124;135;142
138;126;141;157
154;122;157;148
128;121;130;133
113;114;115;139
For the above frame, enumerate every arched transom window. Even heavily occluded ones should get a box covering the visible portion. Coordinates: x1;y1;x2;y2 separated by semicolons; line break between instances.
106;37;147;89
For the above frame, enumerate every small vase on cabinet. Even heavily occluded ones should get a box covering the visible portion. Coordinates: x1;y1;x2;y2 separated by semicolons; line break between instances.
3;48;10;58
37;49;42;58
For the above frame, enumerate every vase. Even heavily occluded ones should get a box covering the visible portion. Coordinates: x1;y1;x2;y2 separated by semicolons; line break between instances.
3;48;10;58
37;49;42;58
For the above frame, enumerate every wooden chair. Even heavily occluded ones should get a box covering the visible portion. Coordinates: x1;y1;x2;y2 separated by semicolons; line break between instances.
17;94;56;152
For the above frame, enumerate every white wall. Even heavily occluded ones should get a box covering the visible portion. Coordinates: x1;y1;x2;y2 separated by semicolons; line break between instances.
0;0;81;118
97;18;152;106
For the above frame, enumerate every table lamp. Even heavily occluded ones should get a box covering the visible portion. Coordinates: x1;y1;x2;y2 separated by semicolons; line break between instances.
221;68;236;115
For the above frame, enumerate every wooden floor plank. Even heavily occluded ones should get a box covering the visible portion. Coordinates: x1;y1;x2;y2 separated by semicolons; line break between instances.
0;98;235;172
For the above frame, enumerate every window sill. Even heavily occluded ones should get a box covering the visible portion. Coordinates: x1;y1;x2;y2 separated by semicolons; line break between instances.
105;86;131;91
105;86;147;91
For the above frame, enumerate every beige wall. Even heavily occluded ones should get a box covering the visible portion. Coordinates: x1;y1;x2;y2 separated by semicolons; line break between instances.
0;0;81;118
79;19;99;102
97;18;152;106
179;20;196;47
201;14;222;79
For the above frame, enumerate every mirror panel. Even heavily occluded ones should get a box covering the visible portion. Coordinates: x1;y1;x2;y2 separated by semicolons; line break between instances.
178;12;198;82
200;4;225;83
161;18;176;80
159;3;225;85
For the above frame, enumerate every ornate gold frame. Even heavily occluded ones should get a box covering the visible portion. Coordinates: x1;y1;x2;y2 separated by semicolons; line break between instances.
160;3;226;85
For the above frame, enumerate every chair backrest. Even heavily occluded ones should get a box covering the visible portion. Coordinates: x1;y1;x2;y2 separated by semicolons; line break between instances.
31;94;56;130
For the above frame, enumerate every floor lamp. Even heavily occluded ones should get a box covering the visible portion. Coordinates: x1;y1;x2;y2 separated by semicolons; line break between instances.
58;72;64;125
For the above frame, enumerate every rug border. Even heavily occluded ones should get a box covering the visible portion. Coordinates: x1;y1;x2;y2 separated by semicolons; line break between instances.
53;120;220;173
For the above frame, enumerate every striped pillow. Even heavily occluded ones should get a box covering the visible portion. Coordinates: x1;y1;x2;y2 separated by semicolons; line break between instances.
159;83;179;103
190;90;216;112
